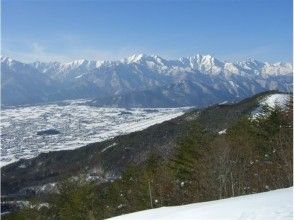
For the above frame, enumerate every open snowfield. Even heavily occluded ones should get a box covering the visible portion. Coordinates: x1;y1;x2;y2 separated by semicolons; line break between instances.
1;100;187;166
108;187;293;220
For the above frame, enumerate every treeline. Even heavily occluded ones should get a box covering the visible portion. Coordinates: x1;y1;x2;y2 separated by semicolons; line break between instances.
4;101;293;220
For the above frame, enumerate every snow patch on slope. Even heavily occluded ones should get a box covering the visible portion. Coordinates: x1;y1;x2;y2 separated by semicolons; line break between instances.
101;142;117;153
108;187;293;220
251;93;290;118
260;93;290;109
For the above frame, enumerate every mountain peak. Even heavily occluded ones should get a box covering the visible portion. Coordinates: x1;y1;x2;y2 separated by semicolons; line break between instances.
127;54;148;63
125;53;166;64
1;56;14;64
65;59;89;67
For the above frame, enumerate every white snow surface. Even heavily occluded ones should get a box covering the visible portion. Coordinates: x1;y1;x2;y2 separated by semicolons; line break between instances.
260;93;290;109
108;187;293;220
1;100;187;166
251;93;290;118
218;129;227;135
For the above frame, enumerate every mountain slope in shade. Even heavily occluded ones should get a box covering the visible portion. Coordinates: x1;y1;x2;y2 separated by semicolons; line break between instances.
1;55;292;107
107;187;293;220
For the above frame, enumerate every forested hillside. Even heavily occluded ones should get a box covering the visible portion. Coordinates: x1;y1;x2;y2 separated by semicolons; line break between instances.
3;93;292;219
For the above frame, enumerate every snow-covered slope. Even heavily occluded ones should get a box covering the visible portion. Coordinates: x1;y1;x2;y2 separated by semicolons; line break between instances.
108;187;293;220
1;55;292;107
259;93;290;108
251;93;290;118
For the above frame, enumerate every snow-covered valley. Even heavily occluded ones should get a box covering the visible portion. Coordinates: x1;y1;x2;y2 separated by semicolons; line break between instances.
1;100;187;166
108;187;293;220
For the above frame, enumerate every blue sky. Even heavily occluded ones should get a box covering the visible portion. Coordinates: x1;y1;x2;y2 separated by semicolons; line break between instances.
2;0;293;63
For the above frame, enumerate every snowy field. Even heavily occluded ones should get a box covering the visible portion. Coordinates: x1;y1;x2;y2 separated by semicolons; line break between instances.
1;100;187;166
108;187;293;220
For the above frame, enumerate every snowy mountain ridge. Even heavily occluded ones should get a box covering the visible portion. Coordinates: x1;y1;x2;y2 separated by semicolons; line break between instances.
2;54;292;76
1;54;292;107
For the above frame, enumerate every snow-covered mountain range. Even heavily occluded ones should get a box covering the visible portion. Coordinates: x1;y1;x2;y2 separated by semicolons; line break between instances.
1;54;292;107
